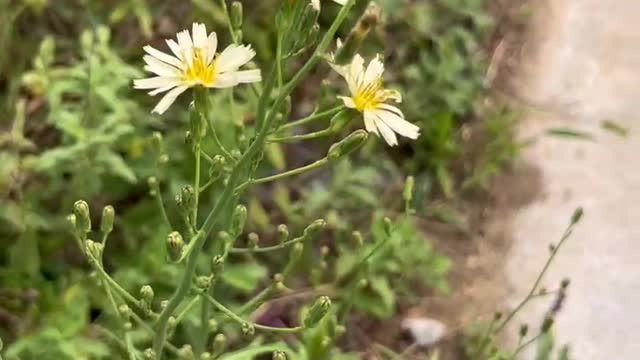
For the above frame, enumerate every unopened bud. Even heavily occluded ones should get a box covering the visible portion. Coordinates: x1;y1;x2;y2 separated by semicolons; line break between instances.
200;352;212;360
230;2;243;30
352;230;364;246
304;296;331;328
168;316;177;329
151;132;163;154
195;276;212;290
160;300;169;310
241;322;255;336
67;214;77;231
85;240;103;259
180;185;195;211
272;351;287;360
212;333;226;356
166;231;184;261
303;219;326;239
100;205;115;235
230;205;247;237
208;319;219;333
144;349;156;359
403;176;415;203
493;312;503;321
148;177;158;196
571;207;584;225
541;316;554;333
277;224;289;244
561;278;571;289
248;232;260;248
327;130;367;161
209;154;226;177
383;217;393;236
211;255;224;275
519;324;528;337
73;200;91;233
179;344;193;359
140;285;154;303
118;304;130;318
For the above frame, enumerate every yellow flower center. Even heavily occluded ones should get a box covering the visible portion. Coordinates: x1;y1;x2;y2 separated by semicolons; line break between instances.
184;48;216;85
353;79;383;112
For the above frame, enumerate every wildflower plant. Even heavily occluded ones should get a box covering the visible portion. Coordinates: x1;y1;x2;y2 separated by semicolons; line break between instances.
67;1;425;359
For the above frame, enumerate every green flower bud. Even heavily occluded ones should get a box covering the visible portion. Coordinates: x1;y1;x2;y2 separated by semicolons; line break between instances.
195;276;212;290
303;219;326;239
328;110;351;132
140;285;154;303
181;185;195;211
158;154;169;164
272;351;287;360
151;132;163;154
352;230;364;246
519;324;529;338
124;321;133;330
211;255;224;275
100;205;115;235
85;240;103;260
67;214;77;231
73;200;91;233
230;205;247;237
241;322;255;336
277;224;289;245
383;217;393;236
179;344;194;359
248;232;259;248
403;176;414;203
211;333;226;356
185;131;194;148
144;349;156;360
118;304;130;318
208;319;219;333
571;207;584;225
304;296;331;328
561;278;571;289
166;231;184;261
148;177;158;196
230;2;243;30
541;316;554;333
200;352;212;360
493;311;503;321
209;154;226;177
160;300;169;310
327;130;368;161
168;316;177;329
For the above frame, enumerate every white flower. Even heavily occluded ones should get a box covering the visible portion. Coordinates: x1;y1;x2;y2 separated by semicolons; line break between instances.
134;23;261;114
312;0;347;10
330;54;420;146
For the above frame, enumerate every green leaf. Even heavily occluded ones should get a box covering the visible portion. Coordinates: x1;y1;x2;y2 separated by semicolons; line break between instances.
98;150;137;183
9;235;40;277
353;276;396;319
221;262;268;293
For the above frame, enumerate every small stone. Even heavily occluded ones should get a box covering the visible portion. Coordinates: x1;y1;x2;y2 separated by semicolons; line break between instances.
401;317;446;347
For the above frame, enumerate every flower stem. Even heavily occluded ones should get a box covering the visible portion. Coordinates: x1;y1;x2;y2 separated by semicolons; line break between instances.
278;106;343;132
268;128;333;143
229;234;307;254
193;143;201;226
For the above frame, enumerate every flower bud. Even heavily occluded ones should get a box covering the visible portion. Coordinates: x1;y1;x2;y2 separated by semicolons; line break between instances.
329;110;351;132
200;352;212;360
208;319;219;333
85;240;103;259
73;200;91;233
195;276;212;290
151;131;163;154
352;230;364;246
211;333;226;356
230;205;247;237
166;231;185;261
168;316;177;329
211;255;224;275
272;351;287;360
303;219;326;239
148;177;158;196
327;130;368;161
571;207;584;225
230;2;243;30
277;224;289;245
160;300;169;310
179;344;193;359
67;214;77;231
100;205;115;235
118;304;130;319
383;217;393;236
209;154;226;177
140;285;154;304
248;232;260;248
144;349;156;359
304;296;331;328
403;176;414;204
560;278;571;289
241;322;255;336
519;324;529;338
541;316;554;333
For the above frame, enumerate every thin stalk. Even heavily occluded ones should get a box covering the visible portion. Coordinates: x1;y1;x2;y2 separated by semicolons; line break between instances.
278;106;343;131
153;184;172;231
238;286;274;315
512;332;544;356
237;158;328;192
229;234;307;254
268;128;333;143
276;31;284;88
207;115;235;161
193;143;201;226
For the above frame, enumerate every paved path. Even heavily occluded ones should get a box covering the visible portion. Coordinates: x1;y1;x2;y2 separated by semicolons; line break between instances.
504;0;640;358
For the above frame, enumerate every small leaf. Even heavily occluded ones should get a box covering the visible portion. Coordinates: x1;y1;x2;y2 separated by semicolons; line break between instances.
601;119;628;137
353;276;395;319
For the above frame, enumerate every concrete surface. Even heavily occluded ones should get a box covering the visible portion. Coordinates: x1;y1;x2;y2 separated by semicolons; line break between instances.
504;0;640;358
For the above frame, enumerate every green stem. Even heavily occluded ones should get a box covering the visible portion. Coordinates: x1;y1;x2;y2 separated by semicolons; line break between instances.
207;114;236;161
268;128;333;143
218;0;237;44
229;234;307;254
200;292;303;334
87;253;140;309
151;182;172;231
512;332;543;356
174;296;201;324
236;158;328;193
278;106;343;131
276;32;284;88
238;286;275;316
193;143;201;227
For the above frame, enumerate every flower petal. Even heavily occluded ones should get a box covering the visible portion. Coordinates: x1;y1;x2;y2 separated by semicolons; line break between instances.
134;76;180;89
144;55;181;76
347;54;365;95
152;85;189;114
148;85;176;96
374;106;420;139
144;45;182;69
192;23;208;49
166;39;184;61
373;115;398;146
338;96;356;109
176;29;194;67
363;54;384;87
206;32;218;64
216;44;256;73
211;69;262;88
363;109;380;135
